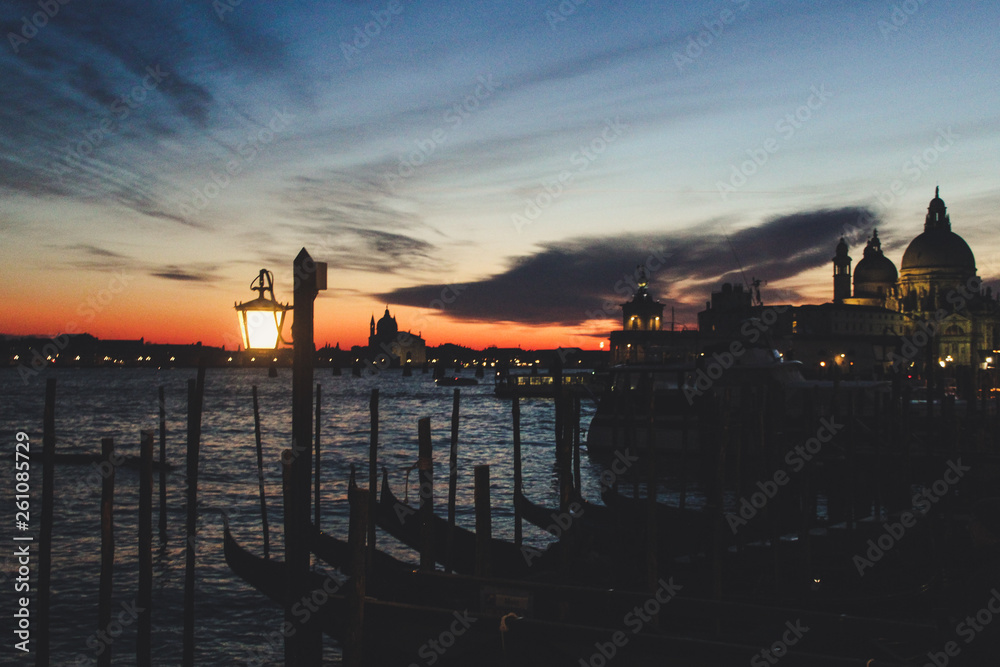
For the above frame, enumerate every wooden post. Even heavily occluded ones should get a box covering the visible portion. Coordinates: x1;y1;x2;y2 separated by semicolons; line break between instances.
281;449;295;667
573;394;581;495
36;378;56;667
367;388;379;574
346;488;370;667
158;385;167;542
137;430;154;664
645;373;658;593
290;248;323;664
512;393;523;548
418;417;434;571
98;437;116;667
182;364;205;667
315;382;322;530
474;465;492;578
679;371;689;511
447;389;460;572
252;386;270;559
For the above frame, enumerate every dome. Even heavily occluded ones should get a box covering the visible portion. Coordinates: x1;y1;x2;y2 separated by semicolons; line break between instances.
854;230;897;285
900;189;975;272
901;230;975;271
376;307;398;337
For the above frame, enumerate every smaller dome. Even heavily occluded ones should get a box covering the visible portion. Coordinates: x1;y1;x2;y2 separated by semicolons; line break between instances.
853;229;898;285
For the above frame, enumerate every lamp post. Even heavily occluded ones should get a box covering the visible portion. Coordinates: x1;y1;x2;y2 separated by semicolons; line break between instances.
235;255;326;665
234;269;291;351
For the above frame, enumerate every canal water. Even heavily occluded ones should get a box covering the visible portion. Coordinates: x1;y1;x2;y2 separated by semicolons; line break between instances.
0;366;636;665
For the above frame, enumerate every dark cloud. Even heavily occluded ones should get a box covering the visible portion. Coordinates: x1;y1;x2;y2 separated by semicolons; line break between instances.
377;207;878;326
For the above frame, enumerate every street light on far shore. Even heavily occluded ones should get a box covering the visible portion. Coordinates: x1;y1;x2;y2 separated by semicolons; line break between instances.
235;269;291;350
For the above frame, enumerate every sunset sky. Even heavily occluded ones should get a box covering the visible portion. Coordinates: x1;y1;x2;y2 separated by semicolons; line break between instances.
1;0;998;350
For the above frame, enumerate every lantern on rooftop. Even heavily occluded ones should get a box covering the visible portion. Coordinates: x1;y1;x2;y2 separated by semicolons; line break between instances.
234;269;290;350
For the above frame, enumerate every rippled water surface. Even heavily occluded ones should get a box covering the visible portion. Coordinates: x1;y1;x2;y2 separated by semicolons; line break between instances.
0;367;638;665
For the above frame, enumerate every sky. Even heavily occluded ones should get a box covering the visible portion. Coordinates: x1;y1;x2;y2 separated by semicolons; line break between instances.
1;0;998;351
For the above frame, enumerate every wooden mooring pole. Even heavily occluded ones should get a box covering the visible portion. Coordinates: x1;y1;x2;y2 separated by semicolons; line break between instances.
281;449;295;666
418;417;435;572
315;382;322;529
252;385;270;559
475;465;492;578
182;364;206;667
346;488;370;667
98;436;116;667
512;394;523;548
36;378;56;667
137;430;154;664
367;388;379;574
289;248;324;665
158;385;168;542
447;389;460;572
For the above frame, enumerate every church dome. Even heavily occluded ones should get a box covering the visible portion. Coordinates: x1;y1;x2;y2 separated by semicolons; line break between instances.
900;189;975;272
376;307;398;337
901;230;975;271
854;230;897;282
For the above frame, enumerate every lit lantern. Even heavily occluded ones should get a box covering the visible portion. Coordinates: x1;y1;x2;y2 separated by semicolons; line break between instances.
234;269;290;350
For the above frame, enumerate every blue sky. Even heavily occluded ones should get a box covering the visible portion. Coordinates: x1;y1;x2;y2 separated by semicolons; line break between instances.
1;0;998;348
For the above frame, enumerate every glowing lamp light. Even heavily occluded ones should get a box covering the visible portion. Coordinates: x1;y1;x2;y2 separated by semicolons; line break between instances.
235;269;290;350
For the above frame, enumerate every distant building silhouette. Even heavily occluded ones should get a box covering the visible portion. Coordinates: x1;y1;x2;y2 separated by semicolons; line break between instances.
368;307;427;367
838;189;1000;380
698;189;1000;390
611;267;698;364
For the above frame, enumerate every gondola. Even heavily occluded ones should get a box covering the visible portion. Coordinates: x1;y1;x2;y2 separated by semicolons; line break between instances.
370;469;563;578
225;519;929;666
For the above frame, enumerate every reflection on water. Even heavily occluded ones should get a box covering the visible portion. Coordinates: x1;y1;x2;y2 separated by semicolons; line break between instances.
0;367;631;665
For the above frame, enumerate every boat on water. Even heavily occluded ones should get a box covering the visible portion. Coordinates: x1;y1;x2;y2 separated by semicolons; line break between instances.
586;341;889;457
493;369;599;398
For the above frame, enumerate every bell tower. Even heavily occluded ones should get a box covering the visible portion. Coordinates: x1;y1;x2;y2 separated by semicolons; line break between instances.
833;237;851;303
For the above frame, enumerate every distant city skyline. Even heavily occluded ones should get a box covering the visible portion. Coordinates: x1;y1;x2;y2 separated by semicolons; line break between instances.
2;1;998;350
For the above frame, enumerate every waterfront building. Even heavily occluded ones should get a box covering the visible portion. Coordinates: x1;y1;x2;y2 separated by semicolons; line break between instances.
368;307;427;367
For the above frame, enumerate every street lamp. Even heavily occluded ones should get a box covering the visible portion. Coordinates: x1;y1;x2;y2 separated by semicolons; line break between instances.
234;269;291;350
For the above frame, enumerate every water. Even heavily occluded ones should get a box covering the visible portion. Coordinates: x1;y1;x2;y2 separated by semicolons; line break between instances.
0;367;612;666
